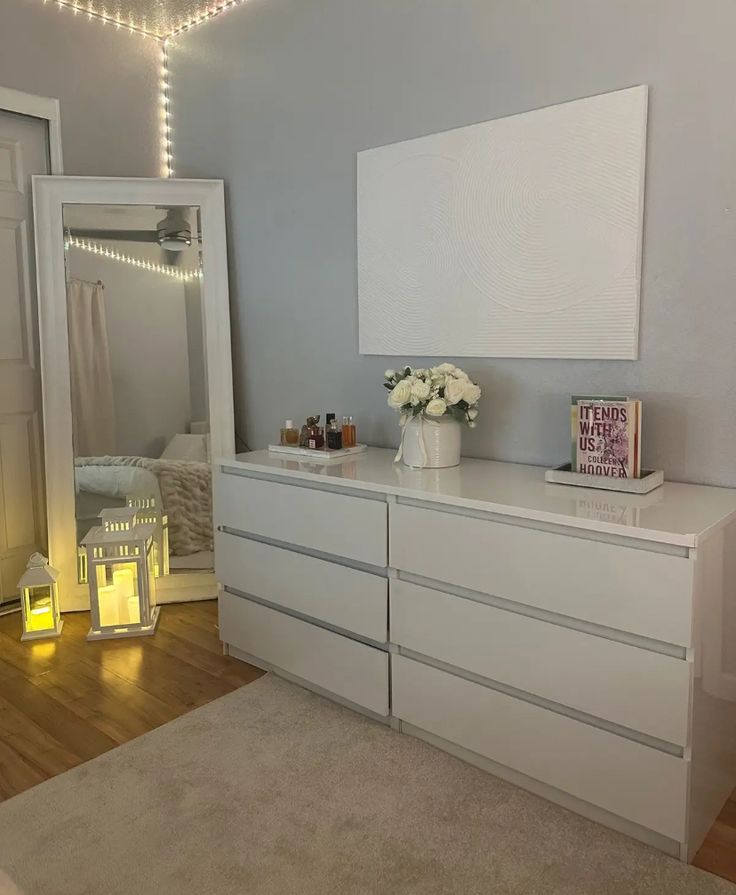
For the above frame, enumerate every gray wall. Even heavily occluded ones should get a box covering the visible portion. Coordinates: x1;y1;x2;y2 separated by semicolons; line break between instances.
1;0;160;176
171;0;736;486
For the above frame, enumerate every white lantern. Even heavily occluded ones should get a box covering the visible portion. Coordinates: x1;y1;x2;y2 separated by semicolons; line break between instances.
18;553;63;641
82;507;160;640
126;496;169;577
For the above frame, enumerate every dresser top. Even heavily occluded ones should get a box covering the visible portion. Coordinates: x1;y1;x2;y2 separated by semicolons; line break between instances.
219;449;736;547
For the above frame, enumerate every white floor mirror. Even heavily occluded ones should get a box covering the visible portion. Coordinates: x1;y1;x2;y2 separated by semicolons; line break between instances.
33;176;235;613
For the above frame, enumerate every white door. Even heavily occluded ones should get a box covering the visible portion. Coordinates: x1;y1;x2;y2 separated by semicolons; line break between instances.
0;110;49;605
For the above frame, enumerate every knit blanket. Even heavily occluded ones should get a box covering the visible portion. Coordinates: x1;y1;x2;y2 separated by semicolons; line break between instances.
75;456;212;556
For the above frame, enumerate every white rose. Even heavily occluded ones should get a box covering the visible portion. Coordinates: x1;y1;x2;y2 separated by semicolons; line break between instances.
467;407;479;421
388;378;412;408
436;363;456;373
454;368;470;381
410;379;431;402
462;381;481;405
444;377;465;406
384;369;396;380
425;397;447;417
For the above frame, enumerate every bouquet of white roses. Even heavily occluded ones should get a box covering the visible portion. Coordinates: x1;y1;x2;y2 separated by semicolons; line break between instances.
384;363;480;428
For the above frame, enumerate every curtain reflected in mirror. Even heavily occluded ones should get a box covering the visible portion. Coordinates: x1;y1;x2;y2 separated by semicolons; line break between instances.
62;203;211;584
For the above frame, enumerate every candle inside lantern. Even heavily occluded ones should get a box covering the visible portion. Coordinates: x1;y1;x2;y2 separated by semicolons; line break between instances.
127;595;141;625
29;599;53;631
113;568;135;624
98;584;119;627
113;568;134;597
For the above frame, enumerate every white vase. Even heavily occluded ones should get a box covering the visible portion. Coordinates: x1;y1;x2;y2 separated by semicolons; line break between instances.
400;415;461;469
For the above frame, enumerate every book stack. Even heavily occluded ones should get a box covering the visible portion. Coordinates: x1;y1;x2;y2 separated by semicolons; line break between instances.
571;395;642;480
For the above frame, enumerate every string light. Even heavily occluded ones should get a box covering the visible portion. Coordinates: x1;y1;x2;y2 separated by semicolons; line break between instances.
37;0;251;178
43;0;159;36
160;39;173;177
168;0;247;39
66;236;202;281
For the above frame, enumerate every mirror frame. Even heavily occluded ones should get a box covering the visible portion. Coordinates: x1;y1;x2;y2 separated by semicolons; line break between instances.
32;176;235;611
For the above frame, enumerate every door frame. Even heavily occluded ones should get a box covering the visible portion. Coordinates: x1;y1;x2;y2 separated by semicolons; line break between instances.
0;86;64;174
0;86;63;605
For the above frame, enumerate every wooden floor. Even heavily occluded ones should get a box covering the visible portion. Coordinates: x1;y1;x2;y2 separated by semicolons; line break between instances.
0;600;263;801
694;791;736;882
0;600;734;882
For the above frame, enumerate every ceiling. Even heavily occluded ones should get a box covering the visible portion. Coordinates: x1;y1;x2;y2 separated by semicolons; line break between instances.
56;0;216;37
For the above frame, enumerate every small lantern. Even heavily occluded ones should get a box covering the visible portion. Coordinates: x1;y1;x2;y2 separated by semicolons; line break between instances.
83;507;160;640
126;496;169;577
18;553;63;641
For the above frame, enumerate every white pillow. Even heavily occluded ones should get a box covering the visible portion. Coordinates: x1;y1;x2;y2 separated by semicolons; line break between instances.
160;433;209;462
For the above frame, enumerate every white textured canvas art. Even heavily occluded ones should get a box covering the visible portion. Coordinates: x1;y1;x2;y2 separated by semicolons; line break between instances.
357;86;648;359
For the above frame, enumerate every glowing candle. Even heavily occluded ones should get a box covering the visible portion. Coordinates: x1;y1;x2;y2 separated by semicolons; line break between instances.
113;568;135;623
113;568;134;596
127;596;141;625
30;603;53;631
98;584;119;626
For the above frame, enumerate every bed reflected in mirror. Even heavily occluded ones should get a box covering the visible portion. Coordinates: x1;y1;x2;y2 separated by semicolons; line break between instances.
62;202;213;585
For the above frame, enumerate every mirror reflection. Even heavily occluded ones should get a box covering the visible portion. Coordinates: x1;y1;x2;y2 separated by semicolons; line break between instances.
62;203;212;585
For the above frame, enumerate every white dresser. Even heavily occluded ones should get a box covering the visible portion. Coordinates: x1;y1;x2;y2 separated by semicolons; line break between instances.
214;448;736;861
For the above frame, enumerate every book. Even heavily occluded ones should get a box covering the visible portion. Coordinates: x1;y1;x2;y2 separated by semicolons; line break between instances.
575;398;642;479
570;395;629;468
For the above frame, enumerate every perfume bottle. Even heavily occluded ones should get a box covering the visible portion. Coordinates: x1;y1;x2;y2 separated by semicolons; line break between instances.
342;416;357;448
307;416;324;450
300;415;319;447
280;420;299;446
326;417;343;450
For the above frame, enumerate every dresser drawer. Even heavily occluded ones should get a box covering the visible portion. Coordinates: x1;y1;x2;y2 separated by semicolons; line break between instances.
219;592;389;716
216;531;387;642
390;503;694;646
392;655;688;841
391;579;690;745
215;471;387;566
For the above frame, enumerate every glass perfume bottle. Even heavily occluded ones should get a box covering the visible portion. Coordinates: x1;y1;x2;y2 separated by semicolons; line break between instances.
280;420;299;446
342;416;357;448
300;415;319;447
307;417;324;450
326;417;343;450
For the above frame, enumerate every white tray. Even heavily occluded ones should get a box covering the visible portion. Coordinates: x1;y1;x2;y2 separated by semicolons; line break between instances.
268;443;368;461
545;464;664;494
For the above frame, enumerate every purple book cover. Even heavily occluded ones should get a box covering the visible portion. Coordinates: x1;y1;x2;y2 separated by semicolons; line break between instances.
576;400;636;478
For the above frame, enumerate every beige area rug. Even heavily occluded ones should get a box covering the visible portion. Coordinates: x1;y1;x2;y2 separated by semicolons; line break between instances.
0;675;733;895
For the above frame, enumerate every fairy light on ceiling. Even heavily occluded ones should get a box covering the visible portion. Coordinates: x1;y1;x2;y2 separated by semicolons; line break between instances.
167;0;247;39
37;0;250;178
42;0;157;37
66;236;202;282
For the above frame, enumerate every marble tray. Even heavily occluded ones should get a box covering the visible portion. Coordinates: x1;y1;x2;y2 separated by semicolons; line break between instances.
545;464;664;494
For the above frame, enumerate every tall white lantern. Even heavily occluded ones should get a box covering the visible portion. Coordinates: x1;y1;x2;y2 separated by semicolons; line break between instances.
82;507;160;640
18;553;63;641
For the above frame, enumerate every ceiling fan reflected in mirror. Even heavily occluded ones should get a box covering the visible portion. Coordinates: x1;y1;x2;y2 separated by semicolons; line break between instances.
66;207;197;267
